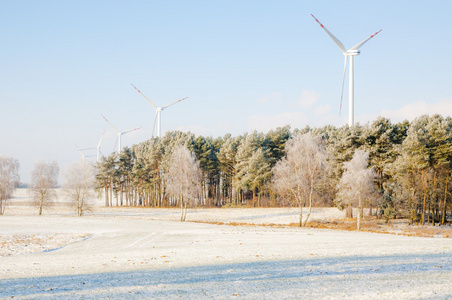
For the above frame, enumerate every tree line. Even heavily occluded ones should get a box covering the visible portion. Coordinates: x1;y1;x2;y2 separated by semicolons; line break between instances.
95;114;452;226
1;114;450;225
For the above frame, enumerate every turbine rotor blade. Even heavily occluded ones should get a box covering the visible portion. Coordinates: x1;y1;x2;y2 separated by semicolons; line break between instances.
350;29;382;51
102;114;119;133
74;144;85;158
98;130;106;148
161;97;188;109
79;147;96;151
311;14;346;53
152;111;158;139
122;127;142;135
340;56;349;116
131;84;158;109
113;137;118;152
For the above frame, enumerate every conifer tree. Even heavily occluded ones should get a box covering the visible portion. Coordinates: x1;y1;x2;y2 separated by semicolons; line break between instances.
217;134;240;204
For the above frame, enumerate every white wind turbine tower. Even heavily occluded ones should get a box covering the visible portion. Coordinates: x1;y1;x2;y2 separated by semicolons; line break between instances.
102;115;142;153
311;14;381;127
131;84;188;138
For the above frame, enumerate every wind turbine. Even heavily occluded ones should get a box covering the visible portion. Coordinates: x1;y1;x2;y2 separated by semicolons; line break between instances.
74;144;96;160
131;84;188;138
311;14;381;126
101;115;142;153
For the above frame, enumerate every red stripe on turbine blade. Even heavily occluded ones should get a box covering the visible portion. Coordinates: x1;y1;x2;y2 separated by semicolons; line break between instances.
311;14;322;25
131;84;140;93
370;30;381;39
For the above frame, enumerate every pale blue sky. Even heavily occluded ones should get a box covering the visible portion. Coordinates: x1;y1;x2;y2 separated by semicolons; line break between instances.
1;1;451;183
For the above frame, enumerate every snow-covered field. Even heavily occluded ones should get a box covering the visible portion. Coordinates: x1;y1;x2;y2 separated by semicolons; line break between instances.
1;190;451;299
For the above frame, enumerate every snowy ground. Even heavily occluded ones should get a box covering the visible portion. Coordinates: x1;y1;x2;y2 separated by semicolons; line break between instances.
1;190;451;299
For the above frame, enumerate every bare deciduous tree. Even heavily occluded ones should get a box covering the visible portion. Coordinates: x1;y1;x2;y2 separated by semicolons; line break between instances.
165;145;202;221
31;161;59;215
63;160;96;216
336;150;379;230
0;155;20;215
272;134;330;227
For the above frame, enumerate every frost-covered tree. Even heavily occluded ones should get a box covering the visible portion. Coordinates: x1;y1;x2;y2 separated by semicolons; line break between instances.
264;125;291;165
388;115;452;225
188;136;220;206
234;131;264;204
0;155;20;215
165;145;202;221
272;134;330;226
117;147;135;206
91;117;452;221
424;114;452;225
361;117;406;191
133;139;165;207
250;149;272;204
63;160;96;216
327;124;363;180
31;161;59;215
336;150;379;230
217;134;240;204
96;154;117;207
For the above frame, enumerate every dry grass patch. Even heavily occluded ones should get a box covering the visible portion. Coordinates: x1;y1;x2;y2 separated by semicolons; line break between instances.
301;218;452;238
193;217;451;238
0;233;91;256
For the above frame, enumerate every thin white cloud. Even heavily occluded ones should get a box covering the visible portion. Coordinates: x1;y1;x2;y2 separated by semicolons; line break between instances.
355;98;452;125
257;92;283;105
314;104;332;115
297;89;320;109
182;95;452;138
379;98;452;122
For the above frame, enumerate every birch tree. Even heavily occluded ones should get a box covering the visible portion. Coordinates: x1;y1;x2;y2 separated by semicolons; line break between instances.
63;160;96;216
31;161;59;215
272;134;330;226
0;155;20;215
336;150;379;230
165;145;202;221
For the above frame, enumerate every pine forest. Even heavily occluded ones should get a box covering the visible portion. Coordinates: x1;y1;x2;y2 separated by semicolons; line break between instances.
95;115;452;226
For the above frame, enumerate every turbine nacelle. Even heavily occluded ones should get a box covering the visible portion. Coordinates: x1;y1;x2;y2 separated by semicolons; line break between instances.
346;50;360;56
